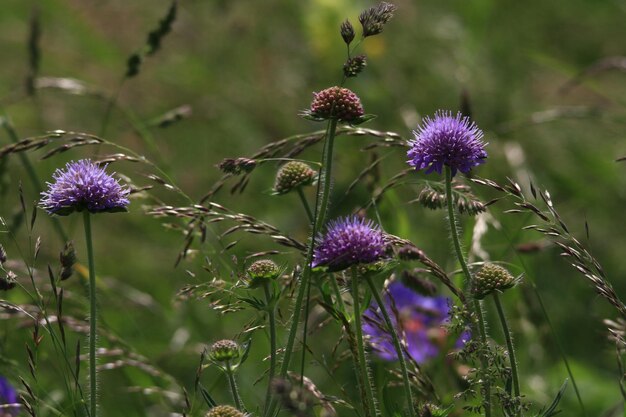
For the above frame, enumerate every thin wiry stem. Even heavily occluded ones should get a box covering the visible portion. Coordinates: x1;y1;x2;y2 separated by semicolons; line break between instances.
296;187;314;223
83;211;98;417
352;266;378;417
444;166;491;417
493;292;521;405
263;283;277;416
365;274;415;417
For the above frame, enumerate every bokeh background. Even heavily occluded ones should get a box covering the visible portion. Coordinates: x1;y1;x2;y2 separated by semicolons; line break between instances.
1;0;626;415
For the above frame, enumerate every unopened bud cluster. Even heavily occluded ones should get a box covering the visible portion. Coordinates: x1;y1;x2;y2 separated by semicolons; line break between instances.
472;263;517;299
205;405;246;417
208;339;240;362
273;161;316;194
310;86;364;122
340;19;355;45
246;259;280;288
359;2;397;37
343;55;367;78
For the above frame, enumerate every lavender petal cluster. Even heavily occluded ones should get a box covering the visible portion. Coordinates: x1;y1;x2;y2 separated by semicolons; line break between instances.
0;376;19;416
407;110;487;176
312;216;387;272
40;159;130;216
363;280;469;363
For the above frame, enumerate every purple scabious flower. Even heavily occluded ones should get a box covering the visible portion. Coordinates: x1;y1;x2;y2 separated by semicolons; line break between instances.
40;159;130;216
312;216;387;272
363;280;468;363
407;110;487;176
0;376;19;416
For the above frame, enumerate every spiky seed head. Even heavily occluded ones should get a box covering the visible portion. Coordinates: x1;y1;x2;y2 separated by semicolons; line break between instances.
359;2;397;37
417;187;446;210
0;271;17;291
209;339;240;362
340;19;355;44
273;161;316;194
60;241;76;280
457;198;486;216
217;158;257;175
472;263;517;299
343;55;367;78
246;259;280;288
206;405;246;417
310;86;364;122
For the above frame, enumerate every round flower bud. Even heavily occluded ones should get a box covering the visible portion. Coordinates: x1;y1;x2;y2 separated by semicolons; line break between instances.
209;339;240;362
206;405;246;417
343;55;367;78
246;259;280;288
472;264;516;299
273;161;316;194
310;86;364;122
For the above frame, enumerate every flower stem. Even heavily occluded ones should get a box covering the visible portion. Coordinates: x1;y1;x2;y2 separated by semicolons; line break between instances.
296;187;314;223
365;274;415;417
351;266;378;417
263;283;277;415
225;359;244;411
265;117;339;417
83;211;98;417
493;292;521;402
444;166;491;417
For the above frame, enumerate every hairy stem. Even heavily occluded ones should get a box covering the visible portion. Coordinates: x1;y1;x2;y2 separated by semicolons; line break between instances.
225;359;244;411
444;166;491;417
83;211;98;417
296;187;314;223
365;274;415;417
352;267;378;417
493;292;521;404
263;283;277;415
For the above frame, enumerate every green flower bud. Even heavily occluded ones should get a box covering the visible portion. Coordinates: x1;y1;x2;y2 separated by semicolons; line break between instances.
472;264;517;299
209;339;240;363
246;259;280;288
206;405;246;417
273;161;316;195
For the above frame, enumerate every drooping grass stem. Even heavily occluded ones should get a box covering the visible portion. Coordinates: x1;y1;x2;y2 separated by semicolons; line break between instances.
444;166;491;417
365;274;415;417
82;211;98;417
351;266;378;417
263;283;277;415
493;292;521;401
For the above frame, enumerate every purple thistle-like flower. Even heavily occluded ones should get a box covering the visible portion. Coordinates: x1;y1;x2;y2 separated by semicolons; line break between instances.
312;216;387;272
363;280;468;363
407;110;487;176
0;376;19;416
40;159;130;216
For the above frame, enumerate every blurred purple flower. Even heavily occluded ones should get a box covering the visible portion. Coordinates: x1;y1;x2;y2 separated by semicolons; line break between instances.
363;280;469;363
40;159;130;216
407;110;487;176
312;216;387;272
0;376;19;416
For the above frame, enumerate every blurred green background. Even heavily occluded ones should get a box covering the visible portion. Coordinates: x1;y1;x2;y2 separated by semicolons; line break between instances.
1;0;626;415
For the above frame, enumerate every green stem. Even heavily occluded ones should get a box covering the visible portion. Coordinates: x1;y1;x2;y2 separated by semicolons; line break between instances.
83;211;97;417
365;274;415;417
444;166;491;417
493;292;521;401
330;274;347;315
351;267;378;417
263;283;277;415
225;359;244;411
265;117;339;417
296;187;314;223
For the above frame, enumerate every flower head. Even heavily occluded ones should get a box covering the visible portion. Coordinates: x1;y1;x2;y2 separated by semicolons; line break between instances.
472;263;519;299
273;161;316;194
206;405;247;417
246;259;280;288
208;339;240;363
40;159;130;216
0;376;20;416
407;111;487;176
309;86;364;122
312;216;387;272
363;280;469;363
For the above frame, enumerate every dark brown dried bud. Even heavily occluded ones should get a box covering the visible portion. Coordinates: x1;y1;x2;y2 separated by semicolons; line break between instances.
359;2;397;38
1;271;17;291
343;55;367;78
396;245;426;261
340;19;355;44
217;158;257;175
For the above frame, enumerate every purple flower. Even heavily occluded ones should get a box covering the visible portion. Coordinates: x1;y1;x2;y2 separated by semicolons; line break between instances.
363;280;468;363
40;159;130;216
0;376;19;416
407;111;487;176
312;216;387;272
